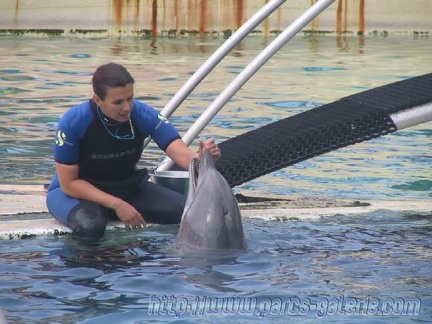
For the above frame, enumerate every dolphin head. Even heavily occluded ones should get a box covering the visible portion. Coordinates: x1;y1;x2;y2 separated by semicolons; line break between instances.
177;151;246;251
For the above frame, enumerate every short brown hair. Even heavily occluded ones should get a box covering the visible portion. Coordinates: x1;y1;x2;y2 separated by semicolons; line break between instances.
92;63;135;100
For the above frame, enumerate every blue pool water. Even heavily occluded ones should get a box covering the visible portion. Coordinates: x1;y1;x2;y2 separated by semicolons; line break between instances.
0;34;431;322
1;212;431;323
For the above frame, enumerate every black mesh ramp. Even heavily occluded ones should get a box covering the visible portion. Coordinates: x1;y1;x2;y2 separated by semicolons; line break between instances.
216;73;432;188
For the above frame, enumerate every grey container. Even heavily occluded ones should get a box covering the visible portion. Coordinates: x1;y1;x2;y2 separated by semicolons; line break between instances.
149;170;189;195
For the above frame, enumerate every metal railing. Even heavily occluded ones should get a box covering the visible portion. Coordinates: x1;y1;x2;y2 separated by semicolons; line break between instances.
157;0;337;171
143;0;288;150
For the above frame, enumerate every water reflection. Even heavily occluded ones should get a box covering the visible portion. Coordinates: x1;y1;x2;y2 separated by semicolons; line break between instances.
108;37;229;56
174;254;246;294
60;237;157;270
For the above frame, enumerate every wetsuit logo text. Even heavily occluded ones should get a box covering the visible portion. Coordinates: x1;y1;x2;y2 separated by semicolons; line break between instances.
91;148;137;159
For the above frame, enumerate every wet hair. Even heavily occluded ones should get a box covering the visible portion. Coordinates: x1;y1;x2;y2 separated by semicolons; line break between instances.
92;63;135;100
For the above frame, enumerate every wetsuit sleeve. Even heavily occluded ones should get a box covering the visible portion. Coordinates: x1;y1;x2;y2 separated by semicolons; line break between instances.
54;102;93;165
133;101;181;151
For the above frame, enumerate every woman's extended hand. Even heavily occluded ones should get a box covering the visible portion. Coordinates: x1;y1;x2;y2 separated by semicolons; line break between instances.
165;137;221;171
199;137;221;161
113;199;146;229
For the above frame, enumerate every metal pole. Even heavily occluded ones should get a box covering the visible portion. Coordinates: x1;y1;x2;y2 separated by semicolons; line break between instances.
143;0;287;149
161;0;287;118
390;103;432;130
158;0;336;171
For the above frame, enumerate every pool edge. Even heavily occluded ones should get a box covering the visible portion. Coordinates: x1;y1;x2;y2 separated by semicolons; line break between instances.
1;185;431;240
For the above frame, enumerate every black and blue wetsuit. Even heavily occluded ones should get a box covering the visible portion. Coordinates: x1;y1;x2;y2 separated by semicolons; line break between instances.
46;99;186;239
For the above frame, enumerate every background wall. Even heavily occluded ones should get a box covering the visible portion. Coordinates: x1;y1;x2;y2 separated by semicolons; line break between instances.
1;0;431;37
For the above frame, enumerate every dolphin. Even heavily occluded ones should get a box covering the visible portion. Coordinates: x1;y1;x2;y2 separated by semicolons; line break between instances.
177;150;246;251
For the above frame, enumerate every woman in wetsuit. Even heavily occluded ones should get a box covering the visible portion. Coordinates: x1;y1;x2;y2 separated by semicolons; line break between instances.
46;62;221;241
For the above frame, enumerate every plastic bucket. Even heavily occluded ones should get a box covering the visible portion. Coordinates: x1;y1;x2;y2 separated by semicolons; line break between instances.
149;170;189;195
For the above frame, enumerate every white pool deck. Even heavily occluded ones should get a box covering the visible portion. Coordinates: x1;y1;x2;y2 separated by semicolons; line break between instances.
0;184;431;240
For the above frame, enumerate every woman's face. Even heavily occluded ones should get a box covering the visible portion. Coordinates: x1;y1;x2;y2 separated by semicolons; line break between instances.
94;83;134;122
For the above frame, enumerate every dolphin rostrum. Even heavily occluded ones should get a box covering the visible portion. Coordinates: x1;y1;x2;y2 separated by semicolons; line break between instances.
177;151;246;251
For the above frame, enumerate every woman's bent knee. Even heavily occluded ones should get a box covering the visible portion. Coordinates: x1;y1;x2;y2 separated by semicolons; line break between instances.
67;201;108;241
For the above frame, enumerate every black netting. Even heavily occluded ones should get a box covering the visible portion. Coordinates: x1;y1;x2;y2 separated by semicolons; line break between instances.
216;73;432;187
